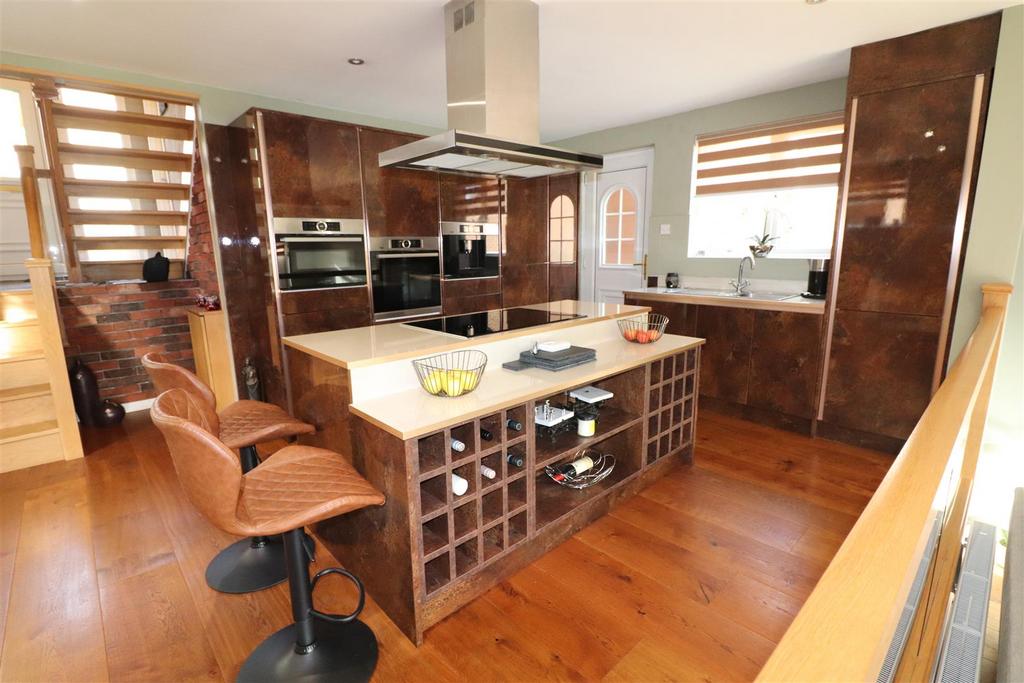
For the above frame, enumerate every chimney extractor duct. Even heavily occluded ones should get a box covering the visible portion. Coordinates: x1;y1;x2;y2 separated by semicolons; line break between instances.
379;0;603;178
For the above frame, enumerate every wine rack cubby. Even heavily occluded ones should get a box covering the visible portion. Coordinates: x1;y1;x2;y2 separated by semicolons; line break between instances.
377;343;703;642
413;403;532;596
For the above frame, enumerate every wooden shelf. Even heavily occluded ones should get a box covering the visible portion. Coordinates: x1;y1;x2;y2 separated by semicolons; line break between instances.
535;406;639;470
535;463;637;531
51;103;194;140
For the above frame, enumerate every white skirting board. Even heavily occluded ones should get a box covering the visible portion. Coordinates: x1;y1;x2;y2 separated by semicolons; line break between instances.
121;397;155;413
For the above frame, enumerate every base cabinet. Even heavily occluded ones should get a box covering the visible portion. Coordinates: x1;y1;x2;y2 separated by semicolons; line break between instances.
625;295;822;432
279;287;371;336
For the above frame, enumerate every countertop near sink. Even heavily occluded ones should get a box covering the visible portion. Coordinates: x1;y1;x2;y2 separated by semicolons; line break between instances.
624;286;825;315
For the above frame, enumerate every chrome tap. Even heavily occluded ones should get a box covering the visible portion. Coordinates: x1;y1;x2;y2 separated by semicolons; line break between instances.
730;256;755;296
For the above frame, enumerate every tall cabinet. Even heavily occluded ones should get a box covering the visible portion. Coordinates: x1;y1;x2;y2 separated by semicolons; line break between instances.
818;14;1001;451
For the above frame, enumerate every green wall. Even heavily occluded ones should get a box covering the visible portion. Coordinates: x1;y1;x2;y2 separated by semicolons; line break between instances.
0;50;440;133
950;6;1023;448
554;78;848;283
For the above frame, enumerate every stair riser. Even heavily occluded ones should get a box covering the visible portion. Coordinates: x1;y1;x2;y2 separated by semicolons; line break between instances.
0;357;48;391
0;430;63;474
0;292;36;321
0;323;42;354
0;393;56;429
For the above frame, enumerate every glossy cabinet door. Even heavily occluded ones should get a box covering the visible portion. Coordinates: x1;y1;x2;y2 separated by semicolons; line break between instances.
694;305;754;405
440;175;501;224
358;128;440;237
548;174;580;302
279;287;371;336
823;309;940;440
502;177;548;266
748;311;822;419
260;111;363;218
441;277;502;315
835;76;977;317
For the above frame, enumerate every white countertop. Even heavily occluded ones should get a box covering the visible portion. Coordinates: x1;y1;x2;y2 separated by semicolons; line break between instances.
349;330;703;440
625;287;825;314
282;299;650;369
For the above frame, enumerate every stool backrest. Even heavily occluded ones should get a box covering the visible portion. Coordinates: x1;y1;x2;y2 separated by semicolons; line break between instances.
151;389;246;535
142;352;218;424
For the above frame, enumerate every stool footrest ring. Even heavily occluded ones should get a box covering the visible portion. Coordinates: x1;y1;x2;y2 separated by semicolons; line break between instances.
309;567;365;623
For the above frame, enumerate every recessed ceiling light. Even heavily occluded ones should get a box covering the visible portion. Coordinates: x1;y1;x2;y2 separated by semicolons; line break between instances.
806;0;826;4
347;58;365;66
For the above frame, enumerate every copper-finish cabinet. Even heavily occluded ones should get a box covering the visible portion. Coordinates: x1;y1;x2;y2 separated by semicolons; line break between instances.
260;111;363;218
694;305;754;405
502;177;548;266
748;311;823;419
440;175;501;224
279;287;371;336
835;77;978;317
358;128;440;237
441;277;502;315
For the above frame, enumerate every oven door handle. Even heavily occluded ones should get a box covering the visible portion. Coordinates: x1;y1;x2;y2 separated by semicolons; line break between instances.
375;252;440;259
278;236;364;243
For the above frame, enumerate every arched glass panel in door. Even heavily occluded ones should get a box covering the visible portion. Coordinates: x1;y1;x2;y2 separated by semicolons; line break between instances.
601;187;637;266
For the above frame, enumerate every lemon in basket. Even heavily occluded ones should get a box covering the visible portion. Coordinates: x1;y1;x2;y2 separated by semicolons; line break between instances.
423;369;447;395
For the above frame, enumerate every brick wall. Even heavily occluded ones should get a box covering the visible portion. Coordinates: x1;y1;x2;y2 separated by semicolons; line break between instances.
186;152;221;297
58;279;200;404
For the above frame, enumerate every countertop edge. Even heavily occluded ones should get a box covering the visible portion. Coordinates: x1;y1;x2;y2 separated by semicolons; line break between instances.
349;336;704;441
282;302;653;369
624;289;825;315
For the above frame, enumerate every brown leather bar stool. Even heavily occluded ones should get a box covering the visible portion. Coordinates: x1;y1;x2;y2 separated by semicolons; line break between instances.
142;352;316;594
152;389;385;682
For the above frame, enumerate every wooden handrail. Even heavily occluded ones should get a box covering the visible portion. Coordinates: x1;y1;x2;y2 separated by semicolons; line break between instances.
757;282;1012;683
14;145;46;259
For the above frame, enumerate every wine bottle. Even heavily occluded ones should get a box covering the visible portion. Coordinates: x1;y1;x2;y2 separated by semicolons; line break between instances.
480;427;494;441
451;438;466;453
506;418;523;432
506;451;524;468
552;455;595;482
452;473;469;496
480;464;497;480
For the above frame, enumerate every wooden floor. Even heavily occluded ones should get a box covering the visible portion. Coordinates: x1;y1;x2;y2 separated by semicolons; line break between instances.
0;410;891;682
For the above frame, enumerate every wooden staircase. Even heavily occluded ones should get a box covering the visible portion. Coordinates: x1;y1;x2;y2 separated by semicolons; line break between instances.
0;148;84;473
34;81;195;282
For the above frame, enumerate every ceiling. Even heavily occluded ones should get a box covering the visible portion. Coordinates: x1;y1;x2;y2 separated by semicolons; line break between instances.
1;0;1017;141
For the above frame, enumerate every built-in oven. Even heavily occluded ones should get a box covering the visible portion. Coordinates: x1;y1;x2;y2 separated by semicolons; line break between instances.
441;221;500;280
273;217;368;291
369;237;442;322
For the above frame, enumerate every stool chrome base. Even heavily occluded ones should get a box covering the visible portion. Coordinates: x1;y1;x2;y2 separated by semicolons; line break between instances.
236;619;378;683
205;532;316;594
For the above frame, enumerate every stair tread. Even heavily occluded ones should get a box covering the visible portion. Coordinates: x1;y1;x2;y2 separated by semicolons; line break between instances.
74;235;186;242
63;179;191;200
52;103;194;140
0;350;45;363
0;420;60;443
57;143;191;159
0;383;51;401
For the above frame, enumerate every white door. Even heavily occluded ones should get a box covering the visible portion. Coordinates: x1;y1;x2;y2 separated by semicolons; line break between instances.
579;148;653;304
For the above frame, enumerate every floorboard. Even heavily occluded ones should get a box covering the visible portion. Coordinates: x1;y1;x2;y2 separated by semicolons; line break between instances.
0;409;891;682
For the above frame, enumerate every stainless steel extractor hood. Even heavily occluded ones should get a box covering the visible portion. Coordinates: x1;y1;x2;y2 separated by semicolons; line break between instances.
379;0;602;178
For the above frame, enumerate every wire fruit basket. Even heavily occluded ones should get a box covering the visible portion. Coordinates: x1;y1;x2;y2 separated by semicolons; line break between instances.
617;313;668;344
412;350;488;398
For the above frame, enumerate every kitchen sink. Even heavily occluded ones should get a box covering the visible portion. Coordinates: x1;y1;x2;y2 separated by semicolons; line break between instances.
674;287;801;302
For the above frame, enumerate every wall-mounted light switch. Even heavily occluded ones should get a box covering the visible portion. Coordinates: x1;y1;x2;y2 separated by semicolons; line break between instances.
660;223;671;235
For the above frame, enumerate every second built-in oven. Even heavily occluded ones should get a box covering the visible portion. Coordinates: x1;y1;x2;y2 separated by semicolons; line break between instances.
369;237;442;322
273;217;368;291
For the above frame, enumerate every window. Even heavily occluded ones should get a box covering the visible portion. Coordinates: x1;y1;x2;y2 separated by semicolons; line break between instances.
688;113;844;259
548;194;575;264
601;187;637;266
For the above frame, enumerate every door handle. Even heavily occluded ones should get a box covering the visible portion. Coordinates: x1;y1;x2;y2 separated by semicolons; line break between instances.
632;254;648;278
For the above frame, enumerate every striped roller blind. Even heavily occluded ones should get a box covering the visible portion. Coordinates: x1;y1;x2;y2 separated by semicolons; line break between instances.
694;113;845;196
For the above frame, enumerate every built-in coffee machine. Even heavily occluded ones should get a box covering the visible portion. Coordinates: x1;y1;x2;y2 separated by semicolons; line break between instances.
441;222;500;280
802;258;830;299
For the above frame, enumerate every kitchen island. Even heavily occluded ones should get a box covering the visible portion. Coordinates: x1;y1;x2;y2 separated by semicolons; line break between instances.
283;300;704;644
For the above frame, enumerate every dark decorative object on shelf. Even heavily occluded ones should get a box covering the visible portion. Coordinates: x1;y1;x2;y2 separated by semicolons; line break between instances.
68;358;125;426
665;272;680;289
142;251;170;282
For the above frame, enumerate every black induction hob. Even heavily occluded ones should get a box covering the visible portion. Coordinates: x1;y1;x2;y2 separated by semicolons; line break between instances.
405;306;585;338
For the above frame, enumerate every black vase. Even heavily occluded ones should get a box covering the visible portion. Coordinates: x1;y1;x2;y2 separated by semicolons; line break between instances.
68;358;125;427
143;251;170;282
